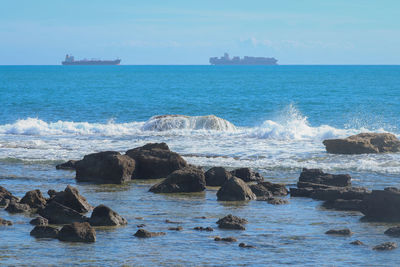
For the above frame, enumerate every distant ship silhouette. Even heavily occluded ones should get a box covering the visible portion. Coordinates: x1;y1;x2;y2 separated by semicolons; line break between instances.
210;53;277;65
62;54;121;65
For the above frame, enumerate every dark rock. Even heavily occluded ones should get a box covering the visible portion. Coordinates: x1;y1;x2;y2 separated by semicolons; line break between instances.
214;236;237;242
249;184;273;198
384;226;400;237
350;240;364;245
165;219;182;224
373;242;398;251
0;198;10;208
168;226;183;231
216;177;256;201
267;198;289;205
47;189;57;198
30;216;48;226
30;226;59;238
230;168;263;182
216;214;247;230
194;226;213;231
239;242;256;248
0;186;18;203
325;228;353;236
137;224;146;228
50;185;92;213
311;187;369;202
5;200;31;213
361;188;400;221
75;151;135;184
134;229;166;238
298;168;351;188
89;204;127;226
126;143;187;179
39;201;87;224
149;166;206;193
323;133;400;154
20;189;47;209
257;181;288;196
56;160;77;170
205;167;232;186
58;222;96;243
290;187;314;197
323;199;363;211
0;218;12;226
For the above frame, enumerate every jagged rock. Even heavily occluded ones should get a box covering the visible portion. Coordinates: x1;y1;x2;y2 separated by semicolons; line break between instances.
298;168;351;188
214;236;237;242
325;228;353;236
373;242;398;251
350;240;364;245
205;167;232;186
360;187;400;221
126;143;187;179
50;185;92;213
75;151;135;184
256;181;288;196
168;226;183;231
30;216;48;226
239;242;256;248
20;189;47;209
216;214;247;230
47;190;57;198
30;226;59;238
323;199;363;211
323;133;400;154
39;201;87;224
249;184;273;198
149;166;206;193
230;168;263;182
134;229;166;238
384;226;400;237
194;226;213;231
0;218;12;226
58;222;96;243
0;198;10;208
56;160;77;170
0;186;18;203
89;204;127;226
5;200;31;213
216;177;256;201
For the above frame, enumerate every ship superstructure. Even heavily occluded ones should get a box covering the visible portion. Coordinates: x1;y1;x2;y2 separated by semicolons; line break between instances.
62;55;121;65
209;53;277;65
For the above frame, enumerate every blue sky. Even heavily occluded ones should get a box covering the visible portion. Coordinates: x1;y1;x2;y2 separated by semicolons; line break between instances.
1;0;399;64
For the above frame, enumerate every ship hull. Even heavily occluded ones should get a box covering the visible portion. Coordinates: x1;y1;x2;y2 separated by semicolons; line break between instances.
62;60;121;65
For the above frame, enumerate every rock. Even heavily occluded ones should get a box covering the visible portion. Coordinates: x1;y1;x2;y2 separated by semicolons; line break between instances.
89;205;127;226
323;199;363;211
256;181;288;196
50;185;92;213
5;200;31;213
298;168;351;188
149;166;206;193
47;189;57;198
75;151;135;184
249;184;273;198
325;228;353;236
137;224;146;228
350;240;364;245
216;177;256;201
216;214;247;230
239;242;256;248
134;229;166;238
30;216;48;226
56;160;77;170
193;226;213;231
0;198;10;208
165;219;182;224
205;167;232;186
230;168;263;182
214;236;237;242
126;143;187;179
39;201;87;224
0;218;12;226
290;187;314;197
30;226;59;238
20;189;47;209
384;226;400;237
373;242;398;251
168;226;183;231
58;222;96;243
360;187;400;221
310;187;369;202
0;186;18;203
266;198;289;205
323;133;400;154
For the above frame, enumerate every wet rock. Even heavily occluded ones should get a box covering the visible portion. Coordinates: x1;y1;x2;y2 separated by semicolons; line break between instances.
194;226;213;231
323;199;363;211
149;166;206;193
75;151;136;184
89;204;127;226
20;189;47;209
137;224;146;228
323;133;400;154
311;187;369;202
249;184;273;198
134;229;166;238
0;198;10;209
0;186;18;203
0;218;12;226
47;189;57;198
216;177;256;201
298;168;351;188
58;222;96;243
350;240;364;246
214;236;237;242
168;226;183;231
290;187;314;197
384;226;400;237
50;185;92;213
5;200;31;213
165;219;182;224
266;197;289;205
39;201;87;224
325;228;353;236
56;160;77;170
230;168;263;182
30;226;59;238
126;143;187;179
239;242;256;248
373;242;398;251
360;187;400;221
205;167;232;186
30;216;48;226
258;181;288;196
216;214;247;230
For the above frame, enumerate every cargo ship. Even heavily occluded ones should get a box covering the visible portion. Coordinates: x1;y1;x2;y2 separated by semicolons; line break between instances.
61;54;121;65
210;53;277;65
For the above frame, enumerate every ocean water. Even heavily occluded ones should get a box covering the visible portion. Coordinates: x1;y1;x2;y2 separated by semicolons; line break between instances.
0;65;400;266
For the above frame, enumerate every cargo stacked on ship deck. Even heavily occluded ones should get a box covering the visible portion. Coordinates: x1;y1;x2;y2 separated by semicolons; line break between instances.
209;53;278;65
61;54;121;65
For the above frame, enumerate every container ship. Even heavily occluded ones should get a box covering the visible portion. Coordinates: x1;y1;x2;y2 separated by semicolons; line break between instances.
210;53;277;65
61;55;121;65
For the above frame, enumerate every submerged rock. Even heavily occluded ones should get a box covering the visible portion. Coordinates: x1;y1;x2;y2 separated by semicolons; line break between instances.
266;197;289;205
350;240;364;246
373;242;398;251
58;222;96;243
30;226;59;239
214;236;237;242
205;167;232;186
360;187;400;221
239;242;256;248
323;199;363;211
50;185;92;213
126;143;187;179
325;228;353;236
149;166;206;193
323;133;400;154
217;177;256;201
30;216;48;226
20;189;47;209
193;226;213;231
0;218;12;226
384;226;400;237
168;226;183;231
56;160;77;170
89;205;127;226
75;151;135;184
216;214;247;230
134;229;166;238
39;201;87;224
230;168;263;182
5;200;31;213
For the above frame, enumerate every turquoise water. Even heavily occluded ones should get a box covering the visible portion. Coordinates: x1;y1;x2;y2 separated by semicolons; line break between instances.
1;66;400;266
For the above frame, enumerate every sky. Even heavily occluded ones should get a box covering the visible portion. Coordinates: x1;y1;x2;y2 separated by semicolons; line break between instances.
0;0;399;65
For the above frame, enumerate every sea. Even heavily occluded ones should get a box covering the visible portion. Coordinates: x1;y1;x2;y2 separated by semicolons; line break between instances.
0;65;399;266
